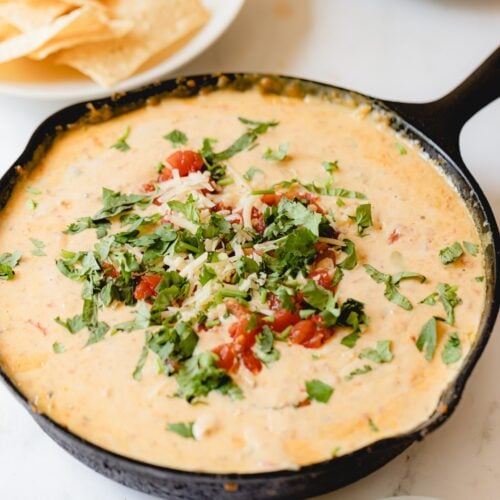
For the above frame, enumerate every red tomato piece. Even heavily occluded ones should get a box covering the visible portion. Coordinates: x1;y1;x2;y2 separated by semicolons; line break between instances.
260;193;282;206
157;167;173;182
309;268;333;290
166;150;204;177
102;262;120;279
142;182;156;193
213;343;238;372
251;207;266;234
134;274;163;301
289;319;316;345
241;350;262;374
272;308;301;332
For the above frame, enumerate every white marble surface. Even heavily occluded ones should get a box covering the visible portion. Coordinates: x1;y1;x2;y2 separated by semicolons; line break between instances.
0;1;499;499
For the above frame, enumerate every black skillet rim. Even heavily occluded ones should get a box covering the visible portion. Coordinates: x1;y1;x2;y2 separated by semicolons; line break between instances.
0;72;498;486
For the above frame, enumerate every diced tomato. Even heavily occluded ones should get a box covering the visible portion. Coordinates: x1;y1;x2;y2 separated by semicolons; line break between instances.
143;182;156;193
241;350;262;374
166;150;204;177
213;343;238;372
388;228;401;244
261;193;282;206
251;207;265;234
272;308;301;332
134;274;163;301
289;319;316;345
309;268;333;290
102;262;119;279
157;167;173;182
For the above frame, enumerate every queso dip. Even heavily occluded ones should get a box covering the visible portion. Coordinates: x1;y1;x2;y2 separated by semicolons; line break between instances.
0;83;485;473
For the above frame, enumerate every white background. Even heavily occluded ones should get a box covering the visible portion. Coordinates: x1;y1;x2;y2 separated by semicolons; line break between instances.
0;1;499;499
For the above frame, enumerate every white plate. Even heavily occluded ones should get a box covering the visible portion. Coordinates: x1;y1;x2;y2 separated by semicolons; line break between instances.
0;0;245;101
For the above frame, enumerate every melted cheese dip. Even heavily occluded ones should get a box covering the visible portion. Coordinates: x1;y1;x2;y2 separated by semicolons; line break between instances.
0;88;485;473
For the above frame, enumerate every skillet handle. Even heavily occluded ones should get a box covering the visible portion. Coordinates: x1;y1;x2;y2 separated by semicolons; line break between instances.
384;46;500;163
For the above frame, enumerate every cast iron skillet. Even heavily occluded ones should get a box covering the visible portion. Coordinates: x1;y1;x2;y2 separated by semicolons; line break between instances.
0;48;499;499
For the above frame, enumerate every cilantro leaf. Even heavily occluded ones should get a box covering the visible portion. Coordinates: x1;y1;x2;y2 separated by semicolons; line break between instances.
305;379;334;403
0;251;21;280
52;342;66;353
364;264;425;311
322;161;339;173
337;239;357;270
396;142;407;155
167;422;194;439
132;345;149;381
263;142;289;161
30;238;46;257
463;241;478;256
338;299;367;348
253;326;280;365
175;352;243;402
111;126;131;152
416;317;438;361
351;204;372;236
163;129;188;146
441;332;462;364
54;314;86;334
345;364;372;381
93;188;149;221
168;194;199;224
243;166;264;181
420;292;438;305
439;242;463;265
199;265;216;285
437;283;462;325
359;340;393;363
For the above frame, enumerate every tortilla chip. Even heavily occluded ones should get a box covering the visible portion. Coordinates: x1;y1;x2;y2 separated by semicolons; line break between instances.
0;5;131;63
0;1;71;32
30;12;132;60
55;0;209;87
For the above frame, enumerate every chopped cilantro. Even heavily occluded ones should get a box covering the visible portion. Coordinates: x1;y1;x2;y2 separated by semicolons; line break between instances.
441;332;462;364
253;326;280;365
26;199;37;210
350;203;372;236
305;379;334;403
364;264;425;311
199;265;216;285
175;352;243;402
263;142;289;161
338;299;367;348
359;340;393;364
163;129;188;146
322;160;339;174
396;143;407;155
111;126;131;152
132;345;149;381
52;342;66;353
0;251;21;280
54;314;86;334
368;418;379;432
475;276;484;282
345;364;372;381
416;317;438;361
168;194;199;223
439;242;463;265
420;292;438;305
243;166;264;181
437;283;462;325
26;186;41;195
167;422;194;439
30;238;46;257
463;241;478;256
338;239;357;270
